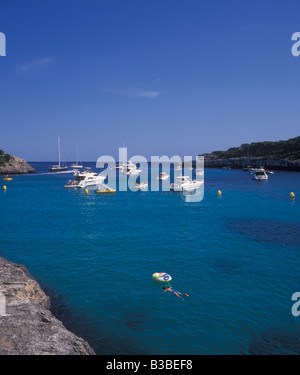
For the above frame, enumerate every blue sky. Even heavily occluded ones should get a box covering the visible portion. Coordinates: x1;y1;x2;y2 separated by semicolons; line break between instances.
0;0;300;161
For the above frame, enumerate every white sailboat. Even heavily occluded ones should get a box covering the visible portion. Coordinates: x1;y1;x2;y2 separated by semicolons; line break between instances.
70;149;83;169
49;136;68;172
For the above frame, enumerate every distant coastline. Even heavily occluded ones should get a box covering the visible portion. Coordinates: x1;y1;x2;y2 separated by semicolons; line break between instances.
200;157;300;171
198;136;300;171
2;135;300;174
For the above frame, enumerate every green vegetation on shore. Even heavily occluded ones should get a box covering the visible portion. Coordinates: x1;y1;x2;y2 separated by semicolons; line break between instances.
0;150;12;166
202;136;300;160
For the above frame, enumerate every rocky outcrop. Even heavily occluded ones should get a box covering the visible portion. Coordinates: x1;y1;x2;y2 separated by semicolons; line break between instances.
0;257;95;355
0;156;36;175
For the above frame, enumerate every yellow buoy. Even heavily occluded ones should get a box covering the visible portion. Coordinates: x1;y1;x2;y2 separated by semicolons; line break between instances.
3;185;7;191
290;192;295;199
85;189;88;194
217;190;222;196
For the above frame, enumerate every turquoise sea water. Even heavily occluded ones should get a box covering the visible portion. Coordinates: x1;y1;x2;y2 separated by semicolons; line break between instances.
1;163;300;355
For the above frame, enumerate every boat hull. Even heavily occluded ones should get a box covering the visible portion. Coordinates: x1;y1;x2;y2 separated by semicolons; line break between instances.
49;167;68;172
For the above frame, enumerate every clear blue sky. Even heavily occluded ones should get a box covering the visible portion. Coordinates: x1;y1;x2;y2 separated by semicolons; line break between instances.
1;0;300;161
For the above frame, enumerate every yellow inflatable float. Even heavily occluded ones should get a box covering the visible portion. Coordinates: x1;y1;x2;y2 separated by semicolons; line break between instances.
96;188;116;194
96;184;116;194
152;272;172;283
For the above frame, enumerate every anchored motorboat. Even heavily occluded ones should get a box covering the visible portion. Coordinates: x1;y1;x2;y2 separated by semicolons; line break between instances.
195;168;204;176
120;161;142;176
170;175;203;192
157;172;169;180
175;162;182;171
111;164;123;170
132;181;148;191
251;167;268;181
64;167;105;188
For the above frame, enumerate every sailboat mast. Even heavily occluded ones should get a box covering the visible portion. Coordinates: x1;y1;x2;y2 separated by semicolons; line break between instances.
58;136;61;167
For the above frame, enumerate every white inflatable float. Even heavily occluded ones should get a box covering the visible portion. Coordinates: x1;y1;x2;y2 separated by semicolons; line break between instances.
152;272;172;283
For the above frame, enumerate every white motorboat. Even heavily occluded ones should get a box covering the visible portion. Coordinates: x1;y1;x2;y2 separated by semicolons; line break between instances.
64;167;105;188
195;168;204;176
175;162;182;171
111;164;123;170
251;167;268;181
132;181;148;191
49;136;68;172
120;161;142;176
157;172;169;180
170;175;203;192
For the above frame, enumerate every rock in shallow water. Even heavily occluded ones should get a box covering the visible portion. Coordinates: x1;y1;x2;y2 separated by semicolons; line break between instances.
0;156;36;175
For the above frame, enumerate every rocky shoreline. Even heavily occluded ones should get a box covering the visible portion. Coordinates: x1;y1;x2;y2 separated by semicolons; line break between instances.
194;156;300;171
0;257;95;355
0;156;36;175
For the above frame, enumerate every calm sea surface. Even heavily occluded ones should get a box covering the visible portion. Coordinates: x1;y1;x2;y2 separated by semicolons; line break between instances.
1;163;300;354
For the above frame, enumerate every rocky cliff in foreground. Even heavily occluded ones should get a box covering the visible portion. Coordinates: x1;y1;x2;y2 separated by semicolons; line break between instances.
0;156;36;175
0;257;95;355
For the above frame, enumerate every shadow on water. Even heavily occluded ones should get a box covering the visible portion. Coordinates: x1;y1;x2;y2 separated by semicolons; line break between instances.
210;259;241;275
124;308;148;332
245;329;300;355
228;219;300;247
42;284;149;355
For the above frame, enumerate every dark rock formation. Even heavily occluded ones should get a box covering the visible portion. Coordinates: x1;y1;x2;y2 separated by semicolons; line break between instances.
0;257;95;355
0;156;36;175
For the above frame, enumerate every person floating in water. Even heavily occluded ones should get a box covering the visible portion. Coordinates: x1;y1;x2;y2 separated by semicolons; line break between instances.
162;286;190;300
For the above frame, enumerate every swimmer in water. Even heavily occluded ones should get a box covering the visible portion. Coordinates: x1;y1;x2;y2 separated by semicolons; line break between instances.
162;286;190;300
